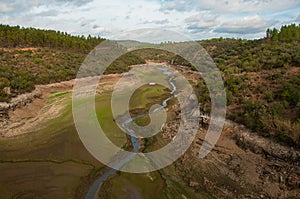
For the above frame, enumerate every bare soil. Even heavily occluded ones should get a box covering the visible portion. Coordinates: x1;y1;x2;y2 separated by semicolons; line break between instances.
0;74;121;138
0;63;299;198
163;103;300;198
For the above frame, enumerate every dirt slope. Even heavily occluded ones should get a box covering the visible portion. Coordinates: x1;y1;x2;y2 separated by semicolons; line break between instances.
0;63;299;198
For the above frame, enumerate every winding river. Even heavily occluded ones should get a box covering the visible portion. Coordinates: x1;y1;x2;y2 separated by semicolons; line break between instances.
85;66;177;199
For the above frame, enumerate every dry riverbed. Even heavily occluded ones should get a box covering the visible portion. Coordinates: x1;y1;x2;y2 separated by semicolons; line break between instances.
0;63;299;198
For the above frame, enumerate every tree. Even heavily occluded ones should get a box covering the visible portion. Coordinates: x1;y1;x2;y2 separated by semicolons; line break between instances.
0;24;105;52
272;28;279;41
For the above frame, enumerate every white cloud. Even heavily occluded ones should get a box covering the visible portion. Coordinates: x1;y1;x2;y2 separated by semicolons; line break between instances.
185;13;218;32
160;0;300;13
297;14;300;22
111;28;189;43
0;3;14;13
0;0;299;41
143;19;170;25
214;15;274;34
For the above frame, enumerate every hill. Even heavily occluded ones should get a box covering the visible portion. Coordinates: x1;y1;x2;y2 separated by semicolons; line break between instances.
134;24;300;147
0;23;300;199
0;25;146;102
1;24;299;147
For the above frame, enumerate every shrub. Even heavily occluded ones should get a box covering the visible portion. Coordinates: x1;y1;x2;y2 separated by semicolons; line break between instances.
264;90;274;102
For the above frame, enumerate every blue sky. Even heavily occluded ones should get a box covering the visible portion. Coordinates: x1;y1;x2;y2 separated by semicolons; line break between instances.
0;0;299;42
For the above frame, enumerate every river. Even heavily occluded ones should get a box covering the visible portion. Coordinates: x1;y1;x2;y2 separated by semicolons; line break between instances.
85;66;176;199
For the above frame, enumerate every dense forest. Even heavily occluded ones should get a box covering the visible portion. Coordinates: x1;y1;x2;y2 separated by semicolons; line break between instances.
134;24;300;148
0;25;145;101
266;23;300;42
200;24;300;147
0;23;299;148
0;24;104;53
203;38;300;148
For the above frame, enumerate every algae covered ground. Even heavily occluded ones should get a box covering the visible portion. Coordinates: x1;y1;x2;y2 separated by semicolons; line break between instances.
0;83;211;198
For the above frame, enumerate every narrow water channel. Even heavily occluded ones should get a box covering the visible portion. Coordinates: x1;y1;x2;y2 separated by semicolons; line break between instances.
85;65;177;199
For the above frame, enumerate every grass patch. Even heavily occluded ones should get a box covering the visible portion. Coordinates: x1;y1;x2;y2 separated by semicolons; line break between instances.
0;95;104;198
47;91;70;103
129;84;170;112
99;171;167;199
95;93;128;148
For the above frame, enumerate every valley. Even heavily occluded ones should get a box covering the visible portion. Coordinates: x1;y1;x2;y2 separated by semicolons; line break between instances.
0;23;300;198
0;61;299;198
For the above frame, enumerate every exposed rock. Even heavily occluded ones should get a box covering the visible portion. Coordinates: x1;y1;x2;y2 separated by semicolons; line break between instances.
161;104;300;198
233;122;300;163
3;87;10;95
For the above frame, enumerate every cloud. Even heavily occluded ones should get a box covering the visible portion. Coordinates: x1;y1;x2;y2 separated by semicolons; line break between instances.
160;0;300;14
93;24;100;29
0;0;29;14
160;0;193;12
297;14;300;22
214;15;274;34
111;28;188;43
79;18;95;27
55;0;93;6
143;19;169;25
0;0;92;14
0;3;15;13
185;13;218;32
35;10;60;17
0;0;300;41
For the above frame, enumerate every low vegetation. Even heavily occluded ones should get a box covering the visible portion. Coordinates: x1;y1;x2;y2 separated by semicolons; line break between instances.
199;25;300;147
0;24;104;53
0;25;146;102
1;23;299;147
134;24;300;147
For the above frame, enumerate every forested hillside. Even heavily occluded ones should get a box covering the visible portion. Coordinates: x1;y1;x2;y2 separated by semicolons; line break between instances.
0;24;104;53
266;23;300;42
135;24;300;148
201;37;300;148
0;25;145;101
200;24;300;148
0;23;299;148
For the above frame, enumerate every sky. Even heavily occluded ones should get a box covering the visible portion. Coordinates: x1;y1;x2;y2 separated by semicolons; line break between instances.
0;0;300;42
